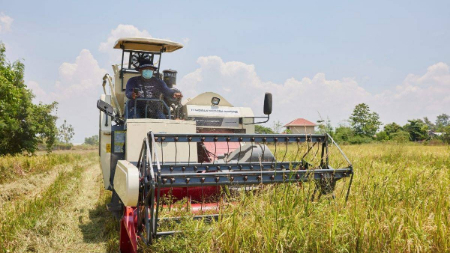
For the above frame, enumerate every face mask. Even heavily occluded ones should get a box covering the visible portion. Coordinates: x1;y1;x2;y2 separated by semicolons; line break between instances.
142;69;153;79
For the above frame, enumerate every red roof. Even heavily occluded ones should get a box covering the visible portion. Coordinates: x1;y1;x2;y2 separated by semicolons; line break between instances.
284;118;316;127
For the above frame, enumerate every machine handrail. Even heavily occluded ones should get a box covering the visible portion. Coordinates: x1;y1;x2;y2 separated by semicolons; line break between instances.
125;98;171;119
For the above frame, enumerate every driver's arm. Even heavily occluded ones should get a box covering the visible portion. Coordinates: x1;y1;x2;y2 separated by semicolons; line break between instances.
125;78;137;99
159;79;181;98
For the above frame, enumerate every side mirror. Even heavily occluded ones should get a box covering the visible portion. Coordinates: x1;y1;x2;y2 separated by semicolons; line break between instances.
97;99;114;118
263;93;272;115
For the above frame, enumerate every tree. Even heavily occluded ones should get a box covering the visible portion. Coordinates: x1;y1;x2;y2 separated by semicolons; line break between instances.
255;125;274;134
84;135;99;145
58;120;75;144
0;42;58;155
390;131;410;143
403;119;428;141
349;103;382;137
334;126;353;142
384;122;403;138
376;131;389;141
436;114;449;131
272;120;283;134
317;117;333;135
442;126;450;144
423;117;436;132
334;125;372;144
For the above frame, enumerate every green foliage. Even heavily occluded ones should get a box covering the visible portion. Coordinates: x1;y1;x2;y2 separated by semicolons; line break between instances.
58;119;75;144
334;126;353;143
442;125;450;144
403;119;428;141
84;135;99;145
436;113;449;131
390;130;410;143
348;135;373;144
0;42;58;155
384;122;403;138
349;103;382;137
423;117;436;131
333;125;373;144
255;125;274;134
317;117;333;134
376;131;389;141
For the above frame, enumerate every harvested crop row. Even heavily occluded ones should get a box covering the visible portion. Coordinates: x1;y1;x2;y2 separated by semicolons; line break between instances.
0;161;86;252
0;153;95;207
0;152;86;184
0;152;120;252
23;158;118;252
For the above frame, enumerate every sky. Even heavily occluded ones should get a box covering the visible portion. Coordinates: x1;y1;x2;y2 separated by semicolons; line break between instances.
1;0;450;143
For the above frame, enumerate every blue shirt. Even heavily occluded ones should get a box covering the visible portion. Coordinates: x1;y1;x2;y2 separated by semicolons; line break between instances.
125;76;175;107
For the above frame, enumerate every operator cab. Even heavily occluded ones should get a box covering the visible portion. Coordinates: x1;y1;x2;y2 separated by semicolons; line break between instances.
112;37;184;121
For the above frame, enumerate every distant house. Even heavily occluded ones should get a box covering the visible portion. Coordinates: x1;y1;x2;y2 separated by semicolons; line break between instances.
284;118;316;134
428;130;443;138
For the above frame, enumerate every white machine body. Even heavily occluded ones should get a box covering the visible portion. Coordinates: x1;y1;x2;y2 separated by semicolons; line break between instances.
98;38;259;208
113;160;139;207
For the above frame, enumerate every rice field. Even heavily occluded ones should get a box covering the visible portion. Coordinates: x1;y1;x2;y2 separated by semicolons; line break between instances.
145;144;450;252
0;144;449;252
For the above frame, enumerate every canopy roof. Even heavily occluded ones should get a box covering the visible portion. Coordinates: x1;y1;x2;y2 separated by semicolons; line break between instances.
113;38;183;52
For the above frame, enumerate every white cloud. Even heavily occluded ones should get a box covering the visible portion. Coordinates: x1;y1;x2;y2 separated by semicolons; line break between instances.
99;24;152;63
178;56;450;127
29;49;450;142
27;81;48;103
373;62;450;123
0;13;13;33
29;49;107;142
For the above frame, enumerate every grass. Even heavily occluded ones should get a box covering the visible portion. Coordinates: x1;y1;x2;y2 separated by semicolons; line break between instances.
1;144;448;252
0;152;98;252
143;144;450;252
0;163;85;252
0;152;84;184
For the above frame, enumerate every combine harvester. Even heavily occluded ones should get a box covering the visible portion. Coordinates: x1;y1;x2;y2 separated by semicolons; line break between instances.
97;38;354;252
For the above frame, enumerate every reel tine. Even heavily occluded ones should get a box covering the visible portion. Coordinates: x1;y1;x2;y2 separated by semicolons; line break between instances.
201;182;204;212
160;139;164;165
174;140;177;166
226;138;230;164
250;139;254;163
281;139;288;163
237;138;242;166
272;139;277;163
188;138;190;166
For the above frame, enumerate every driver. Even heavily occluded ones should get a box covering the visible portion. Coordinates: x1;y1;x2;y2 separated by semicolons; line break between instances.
125;59;182;119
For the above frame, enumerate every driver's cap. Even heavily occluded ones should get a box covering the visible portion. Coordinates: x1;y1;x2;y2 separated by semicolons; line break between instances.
137;59;157;70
